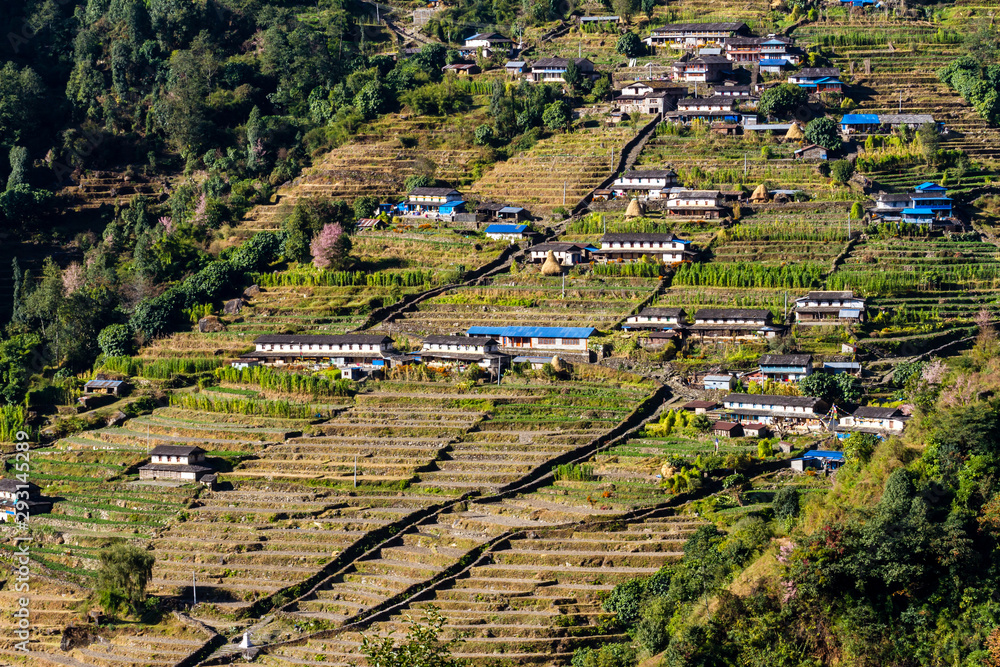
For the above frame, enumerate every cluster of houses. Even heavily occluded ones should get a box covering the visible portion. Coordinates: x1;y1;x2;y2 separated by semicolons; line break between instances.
236;327;601;374
684;392;908;440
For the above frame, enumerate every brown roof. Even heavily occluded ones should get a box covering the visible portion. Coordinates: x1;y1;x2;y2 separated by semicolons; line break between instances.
713;421;741;431
682;400;719;410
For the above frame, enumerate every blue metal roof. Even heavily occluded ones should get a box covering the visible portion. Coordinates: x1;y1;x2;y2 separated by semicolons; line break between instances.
759;59;787;66
803;450;844;460
484;224;528;234
86;379;125;388
915;181;946;191
467;326;596;338
824;361;861;369
840;114;879;124
902;208;935;215
498;206;525;213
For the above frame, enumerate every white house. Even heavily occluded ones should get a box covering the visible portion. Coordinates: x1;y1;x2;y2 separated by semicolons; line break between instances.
838;406;908;435
759;354;812;382
416;335;506;371
794;291;866;325
139;445;214;483
0;479;50;522
676;96;736;112
722;393;830;430
645;22;750;49
690;309;785;340
462;32;513;56
593;232;693;263
528;242;595;265
611;169;679;199
528;57;595;83
704;374;737;391
241;334;398;368
624;307;687;330
666;189;724;218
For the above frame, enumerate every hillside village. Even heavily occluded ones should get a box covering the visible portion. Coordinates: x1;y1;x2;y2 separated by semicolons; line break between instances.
1;0;1000;665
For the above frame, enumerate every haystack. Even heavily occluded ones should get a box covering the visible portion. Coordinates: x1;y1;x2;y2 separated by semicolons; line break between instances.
750;183;769;203
784;123;805;141
541;250;563;276
625;198;645;218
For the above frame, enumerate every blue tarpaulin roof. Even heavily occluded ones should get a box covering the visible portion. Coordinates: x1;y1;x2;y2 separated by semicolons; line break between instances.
840;114;879;124
468;326;596;339
759;59;787;66
484;224;528;234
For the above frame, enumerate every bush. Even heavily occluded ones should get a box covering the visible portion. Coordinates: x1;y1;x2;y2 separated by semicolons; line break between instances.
571;643;637;667
634;596;674;653
805;116;842;151
830;159;854;184
773;486;800;519
97;324;134;358
602;577;644;625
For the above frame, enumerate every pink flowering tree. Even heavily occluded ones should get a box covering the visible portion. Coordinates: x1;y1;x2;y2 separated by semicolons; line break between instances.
310;223;351;270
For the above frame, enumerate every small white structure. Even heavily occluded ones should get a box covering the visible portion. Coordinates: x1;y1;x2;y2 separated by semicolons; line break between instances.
139;446;214;482
666;189;724;218
794;291;866;325
528;242;595;265
703;374;737;391
484;223;529;240
467;326;595;353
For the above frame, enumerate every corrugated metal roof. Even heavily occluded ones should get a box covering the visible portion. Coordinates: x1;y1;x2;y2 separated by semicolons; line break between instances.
840;114;879;124
484;224;528;234
902;208;935;214
839;309;862;318
498;206;524;213
758;59;787;66
803;450;844;460
85;379;125;389
467;325;596;338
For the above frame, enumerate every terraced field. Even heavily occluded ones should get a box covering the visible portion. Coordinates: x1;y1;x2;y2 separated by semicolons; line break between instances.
468;123;637;212
259;509;703;666
238;114;486;236
385;272;660;336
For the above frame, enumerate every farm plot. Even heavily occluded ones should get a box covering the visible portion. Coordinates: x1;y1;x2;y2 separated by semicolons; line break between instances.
636;130;842;198
793;21;1000;162
828;235;1000;345
385;272;659;336
468;123;637;212
260;511;703;667
274;375;655;623
0;576;87;652
237;113;486;236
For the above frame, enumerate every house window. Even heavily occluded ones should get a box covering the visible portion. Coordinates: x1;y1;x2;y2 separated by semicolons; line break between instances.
537;337;558;345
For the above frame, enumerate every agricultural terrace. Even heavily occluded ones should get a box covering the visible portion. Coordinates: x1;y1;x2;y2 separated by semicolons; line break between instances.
561;210;719;248
138;222;513;364
793;18;1000;163
237;111;488;237
635;126;850;200
384;269;660;336
260;509;705;666
468;121;639;213
828;232;1000;349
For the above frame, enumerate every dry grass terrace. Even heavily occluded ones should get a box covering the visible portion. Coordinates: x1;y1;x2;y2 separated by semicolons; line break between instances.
468;122;638;213
261;511;703;666
386;271;659;336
